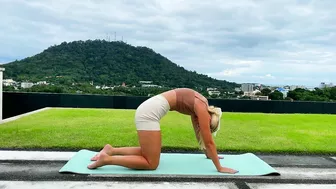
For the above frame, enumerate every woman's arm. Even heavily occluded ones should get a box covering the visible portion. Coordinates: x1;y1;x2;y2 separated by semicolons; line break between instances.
190;115;201;143
194;102;238;174
191;115;223;159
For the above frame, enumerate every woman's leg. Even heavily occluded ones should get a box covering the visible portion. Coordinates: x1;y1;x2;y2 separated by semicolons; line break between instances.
112;147;142;155
91;144;142;161
88;130;161;170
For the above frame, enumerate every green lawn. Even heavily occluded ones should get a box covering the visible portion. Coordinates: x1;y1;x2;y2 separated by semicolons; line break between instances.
0;108;335;155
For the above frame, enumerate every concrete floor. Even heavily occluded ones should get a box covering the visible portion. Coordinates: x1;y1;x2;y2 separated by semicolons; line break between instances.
0;150;335;189
248;183;336;189
0;181;335;189
2;181;237;189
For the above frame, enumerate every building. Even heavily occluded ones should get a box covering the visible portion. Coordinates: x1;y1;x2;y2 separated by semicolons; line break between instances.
208;90;221;96
250;96;269;100
207;88;221;96
101;86;113;89
3;79;16;86
36;81;47;85
207;88;217;91
139;81;161;87
319;82;333;89
234;87;241;92
139;81;153;84
290;85;300;90
241;83;254;92
141;84;161;88
243;89;262;97
319;82;327;88
21;82;34;89
276;87;288;98
243;92;254;96
327;83;333;88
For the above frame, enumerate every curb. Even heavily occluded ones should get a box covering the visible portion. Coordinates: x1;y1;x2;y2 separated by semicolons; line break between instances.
0;107;51;124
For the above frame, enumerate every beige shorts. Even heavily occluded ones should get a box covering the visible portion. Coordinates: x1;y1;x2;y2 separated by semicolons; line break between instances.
135;94;170;131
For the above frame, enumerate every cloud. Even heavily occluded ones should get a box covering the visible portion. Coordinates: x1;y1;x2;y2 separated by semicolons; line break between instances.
207;60;263;77
253;74;276;80
1;0;336;87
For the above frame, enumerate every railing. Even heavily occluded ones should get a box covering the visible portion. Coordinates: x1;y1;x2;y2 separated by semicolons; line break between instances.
3;92;336;119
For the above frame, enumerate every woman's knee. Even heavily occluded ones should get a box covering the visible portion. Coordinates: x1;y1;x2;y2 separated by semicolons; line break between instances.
137;130;161;170
147;159;159;170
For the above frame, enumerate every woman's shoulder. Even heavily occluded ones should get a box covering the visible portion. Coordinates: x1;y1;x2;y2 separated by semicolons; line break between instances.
194;91;208;105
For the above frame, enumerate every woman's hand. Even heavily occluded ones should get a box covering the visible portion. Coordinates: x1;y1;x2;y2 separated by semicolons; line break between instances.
218;166;239;174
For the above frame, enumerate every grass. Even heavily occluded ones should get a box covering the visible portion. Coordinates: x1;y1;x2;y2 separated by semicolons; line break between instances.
0;108;335;155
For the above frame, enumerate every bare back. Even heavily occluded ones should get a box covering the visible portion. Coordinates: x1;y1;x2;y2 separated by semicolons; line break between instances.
161;88;209;117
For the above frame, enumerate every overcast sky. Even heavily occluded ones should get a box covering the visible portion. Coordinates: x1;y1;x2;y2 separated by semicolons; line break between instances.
1;0;336;86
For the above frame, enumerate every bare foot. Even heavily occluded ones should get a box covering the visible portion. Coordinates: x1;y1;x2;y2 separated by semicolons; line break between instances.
91;144;114;161
87;151;109;169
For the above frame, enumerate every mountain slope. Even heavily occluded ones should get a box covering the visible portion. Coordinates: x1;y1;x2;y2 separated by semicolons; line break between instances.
3;40;239;89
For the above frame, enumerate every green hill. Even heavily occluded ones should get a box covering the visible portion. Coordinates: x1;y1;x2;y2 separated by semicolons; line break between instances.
2;40;239;90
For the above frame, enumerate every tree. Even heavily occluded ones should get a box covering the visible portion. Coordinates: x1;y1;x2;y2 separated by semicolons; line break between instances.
210;94;219;98
329;87;336;100
239;96;251;99
234;91;244;97
287;88;306;100
261;88;272;96
2;40;240;91
3;86;15;91
255;92;262;96
269;90;283;100
284;97;293;101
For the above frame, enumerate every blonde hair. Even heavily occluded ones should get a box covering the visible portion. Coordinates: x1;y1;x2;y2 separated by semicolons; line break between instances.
198;105;222;150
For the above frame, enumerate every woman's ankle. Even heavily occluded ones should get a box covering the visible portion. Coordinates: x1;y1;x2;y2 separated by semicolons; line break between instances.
104;144;114;155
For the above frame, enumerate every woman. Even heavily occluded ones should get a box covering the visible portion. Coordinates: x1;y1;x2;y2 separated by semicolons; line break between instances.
88;88;238;174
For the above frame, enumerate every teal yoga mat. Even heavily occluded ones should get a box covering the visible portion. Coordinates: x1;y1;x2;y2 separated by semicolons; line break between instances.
59;149;280;176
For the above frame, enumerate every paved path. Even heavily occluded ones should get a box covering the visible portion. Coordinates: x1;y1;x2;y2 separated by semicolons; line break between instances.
0;150;335;189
